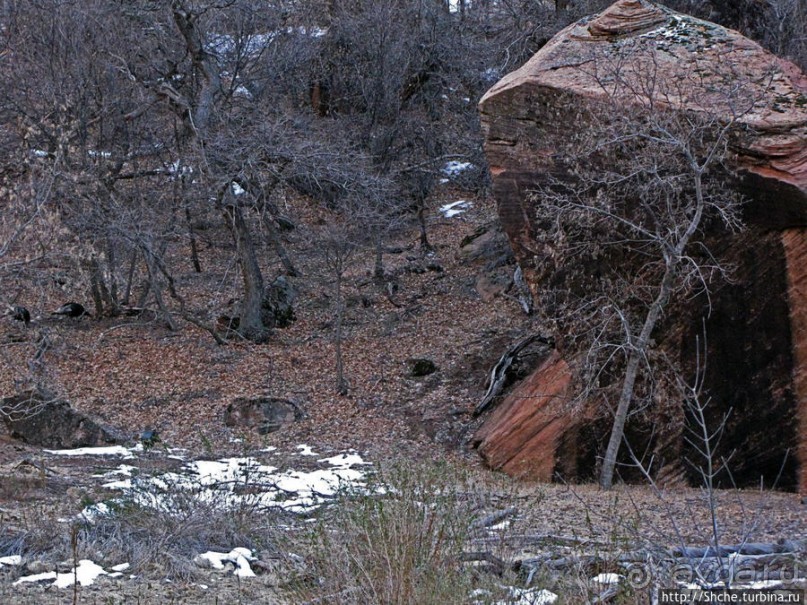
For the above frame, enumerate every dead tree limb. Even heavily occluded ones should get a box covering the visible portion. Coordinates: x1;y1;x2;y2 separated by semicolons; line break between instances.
472;507;518;529
513;265;534;315
474;334;554;417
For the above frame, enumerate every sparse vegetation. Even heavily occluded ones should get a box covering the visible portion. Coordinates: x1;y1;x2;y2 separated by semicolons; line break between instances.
0;0;804;603
294;462;480;604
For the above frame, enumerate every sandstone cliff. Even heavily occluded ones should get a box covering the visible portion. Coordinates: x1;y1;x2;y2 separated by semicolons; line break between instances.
476;0;807;490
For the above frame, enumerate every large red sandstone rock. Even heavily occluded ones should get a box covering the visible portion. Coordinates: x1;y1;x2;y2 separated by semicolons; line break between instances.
477;0;807;489
473;351;573;480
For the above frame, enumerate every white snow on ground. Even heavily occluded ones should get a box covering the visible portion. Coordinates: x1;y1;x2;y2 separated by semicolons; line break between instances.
591;573;622;585
15;560;108;588
473;586;558;605
0;556;21;567
500;587;558;605
79;502;114;523
194;547;256;578
319;453;368;467
165;159;193;177
441;160;474;177
297;444;318;456
13;571;57;585
639;14;688;41
440;200;472;218
88;449;370;516
45;445;134;459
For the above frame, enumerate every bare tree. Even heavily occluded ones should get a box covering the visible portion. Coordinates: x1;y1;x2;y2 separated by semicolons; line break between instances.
529;48;759;489
316;166;396;395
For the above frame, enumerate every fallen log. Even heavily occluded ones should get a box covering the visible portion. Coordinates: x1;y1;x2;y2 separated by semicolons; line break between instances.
472;507;518;529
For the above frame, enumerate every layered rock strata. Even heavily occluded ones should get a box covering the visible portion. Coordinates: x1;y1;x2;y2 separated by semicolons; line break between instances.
476;0;807;490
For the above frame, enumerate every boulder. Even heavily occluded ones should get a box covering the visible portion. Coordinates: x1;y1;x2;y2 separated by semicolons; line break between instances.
473;351;574;480
223;396;304;434
263;276;297;328
459;223;516;302
477;0;807;490
1;391;124;448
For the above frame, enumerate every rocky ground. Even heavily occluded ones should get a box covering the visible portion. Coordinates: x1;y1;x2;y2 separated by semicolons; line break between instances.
0;434;803;604
0;186;526;463
0;188;805;603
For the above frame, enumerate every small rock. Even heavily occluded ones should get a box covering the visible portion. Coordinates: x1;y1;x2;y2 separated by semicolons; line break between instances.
24;560;51;575
409;358;438;377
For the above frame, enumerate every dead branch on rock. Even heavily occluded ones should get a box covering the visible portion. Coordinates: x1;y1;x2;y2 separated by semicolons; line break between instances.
475;334;554;417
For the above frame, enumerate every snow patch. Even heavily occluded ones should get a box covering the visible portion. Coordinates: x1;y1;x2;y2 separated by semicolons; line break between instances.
319;453;368;467
501;587;558;605
0;555;21;567
441;161;474;177
13;571;57;585
591;573;622;585
233;85;252;98
194;548;256;578
297;444;318;456
45;446;135;459
15;560;108;588
80;501;114;523
440;200;472;218
91;450;371;516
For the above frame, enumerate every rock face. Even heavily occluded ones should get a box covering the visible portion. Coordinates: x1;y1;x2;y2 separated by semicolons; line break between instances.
477;0;807;489
473;351;573;480
1;391;124;448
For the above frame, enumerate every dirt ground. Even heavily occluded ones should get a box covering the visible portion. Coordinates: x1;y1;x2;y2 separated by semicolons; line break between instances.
0;191;804;603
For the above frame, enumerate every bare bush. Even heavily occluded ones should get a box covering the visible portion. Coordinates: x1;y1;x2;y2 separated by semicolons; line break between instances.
295;463;481;605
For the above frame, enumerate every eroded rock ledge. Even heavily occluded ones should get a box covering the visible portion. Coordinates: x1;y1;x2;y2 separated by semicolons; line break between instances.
476;0;807;490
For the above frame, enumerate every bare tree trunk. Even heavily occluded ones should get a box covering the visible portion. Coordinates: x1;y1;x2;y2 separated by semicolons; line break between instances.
88;256;116;317
334;261;347;395
122;248;138;306
224;203;268;342
263;217;299;277
142;247;177;331
417;199;431;252
599;169;706;489
185;207;202;273
89;259;105;318
373;233;385;280
106;237;119;308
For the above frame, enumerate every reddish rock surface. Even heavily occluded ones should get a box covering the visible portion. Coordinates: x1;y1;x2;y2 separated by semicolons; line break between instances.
473;351;573;480
783;229;807;494
477;0;807;489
